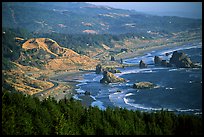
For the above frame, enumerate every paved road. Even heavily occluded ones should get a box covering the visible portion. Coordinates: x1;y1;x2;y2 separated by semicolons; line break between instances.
32;79;59;97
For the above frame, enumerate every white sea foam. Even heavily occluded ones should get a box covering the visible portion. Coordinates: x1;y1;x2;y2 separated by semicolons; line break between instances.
125;83;133;86
123;97;163;111
72;95;82;100
176;108;200;112
165;87;175;90
91;101;106;110
76;82;87;87
194;112;202;115
90;95;97;101
93;75;103;81
125;93;135;97
75;88;85;94
109;90;127;107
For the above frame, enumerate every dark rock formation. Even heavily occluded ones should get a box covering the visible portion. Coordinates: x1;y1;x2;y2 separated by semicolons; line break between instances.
165;53;170;56
85;91;91;95
133;82;156;89
139;60;147;68
121;48;128;52
100;71;125;84
120;58;123;64
161;60;168;67
105;67;121;73
161;60;172;67
169;51;194;68
111;56;115;61
154;56;162;65
96;64;102;74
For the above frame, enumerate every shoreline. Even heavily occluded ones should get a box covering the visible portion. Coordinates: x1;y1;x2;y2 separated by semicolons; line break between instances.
115;39;201;61
70;40;202;107
47;39;201;105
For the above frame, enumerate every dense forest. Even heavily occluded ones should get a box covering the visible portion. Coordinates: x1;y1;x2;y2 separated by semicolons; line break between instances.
2;89;202;135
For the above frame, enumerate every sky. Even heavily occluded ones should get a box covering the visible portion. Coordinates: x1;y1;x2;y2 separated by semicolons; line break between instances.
88;2;202;19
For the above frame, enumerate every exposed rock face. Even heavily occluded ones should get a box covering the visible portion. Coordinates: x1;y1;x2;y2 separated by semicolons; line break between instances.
111;56;115;61
154;56;162;65
169;51;194;68
139;60;147;68
161;60;172;67
96;64;102;74
154;56;172;67
85;91;91;95
133;82;156;89
100;71;125;84
104;67;121;73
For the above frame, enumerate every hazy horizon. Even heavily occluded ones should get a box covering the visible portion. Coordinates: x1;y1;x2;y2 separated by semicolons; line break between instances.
88;2;202;19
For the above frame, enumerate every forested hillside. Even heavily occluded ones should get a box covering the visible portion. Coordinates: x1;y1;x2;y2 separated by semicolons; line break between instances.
2;90;202;135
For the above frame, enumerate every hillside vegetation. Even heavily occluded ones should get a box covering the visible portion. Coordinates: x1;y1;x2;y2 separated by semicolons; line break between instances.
2;2;201;34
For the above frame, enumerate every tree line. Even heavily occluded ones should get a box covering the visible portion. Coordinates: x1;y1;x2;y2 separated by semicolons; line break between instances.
2;89;202;135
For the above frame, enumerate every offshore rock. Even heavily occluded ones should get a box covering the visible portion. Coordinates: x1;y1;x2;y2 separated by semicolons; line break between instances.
133;82;156;89
100;71;125;84
154;56;162;65
169;51;194;68
96;64;102;74
139;60;147;68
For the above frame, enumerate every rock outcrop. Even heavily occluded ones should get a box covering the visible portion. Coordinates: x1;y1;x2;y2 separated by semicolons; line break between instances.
154;56;162;65
104;67;121;73
96;64;102;74
154;56;172;67
133;82;156;89
100;71;125;84
169;51;194;68
139;60;147;68
111;56;115;61
161;60;172;67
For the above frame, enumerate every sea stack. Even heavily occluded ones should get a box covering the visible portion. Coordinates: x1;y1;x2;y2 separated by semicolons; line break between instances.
139;60;147;68
169;51;194;68
100;71;125;84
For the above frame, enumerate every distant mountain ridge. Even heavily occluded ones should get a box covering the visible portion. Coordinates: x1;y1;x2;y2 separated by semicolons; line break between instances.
2;2;202;35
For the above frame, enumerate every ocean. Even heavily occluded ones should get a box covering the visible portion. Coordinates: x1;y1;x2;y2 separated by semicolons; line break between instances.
72;42;202;115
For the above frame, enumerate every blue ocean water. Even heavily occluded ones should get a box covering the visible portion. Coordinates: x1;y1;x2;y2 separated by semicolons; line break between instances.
74;42;202;115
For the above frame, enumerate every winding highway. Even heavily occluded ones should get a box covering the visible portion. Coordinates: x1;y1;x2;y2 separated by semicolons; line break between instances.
32;79;59;98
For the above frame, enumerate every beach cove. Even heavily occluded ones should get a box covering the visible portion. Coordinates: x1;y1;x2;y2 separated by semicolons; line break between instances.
49;40;202;116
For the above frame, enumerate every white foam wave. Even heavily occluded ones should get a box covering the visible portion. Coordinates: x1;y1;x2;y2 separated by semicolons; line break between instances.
76;82;87;87
116;68;165;77
125;93;135;97
123;97;163;111
176;108;201;112
194;112;202;115
72;95;82;100
124;42;201;66
165;87;175;90
125;83;133;86
90;95;97;101
91;101;106;110
75;88;85;94
93;75;103;81
168;68;186;72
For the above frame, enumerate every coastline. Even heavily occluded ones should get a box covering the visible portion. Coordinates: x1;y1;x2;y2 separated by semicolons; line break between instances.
115;39;201;61
47;39;201;105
